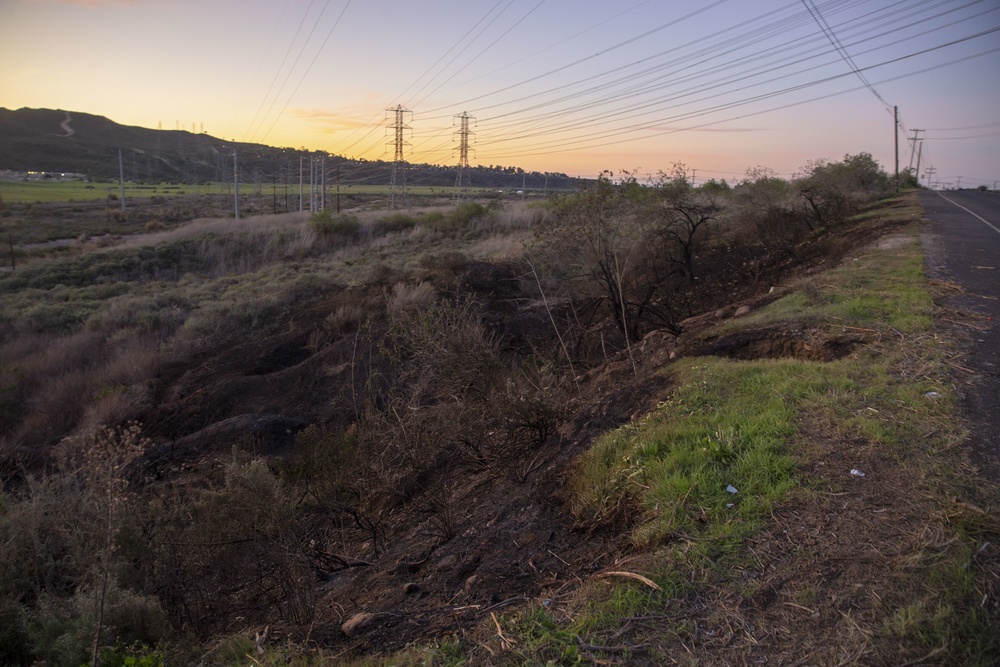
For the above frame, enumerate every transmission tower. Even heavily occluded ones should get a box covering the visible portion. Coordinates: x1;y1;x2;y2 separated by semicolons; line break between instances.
386;105;412;209
453;112;476;203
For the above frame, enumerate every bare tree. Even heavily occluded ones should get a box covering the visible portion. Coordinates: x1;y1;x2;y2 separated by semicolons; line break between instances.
650;164;719;281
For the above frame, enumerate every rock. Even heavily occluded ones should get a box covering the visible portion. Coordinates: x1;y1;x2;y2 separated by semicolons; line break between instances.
715;306;735;319
403;582;420;595
734;305;752;317
341;612;374;637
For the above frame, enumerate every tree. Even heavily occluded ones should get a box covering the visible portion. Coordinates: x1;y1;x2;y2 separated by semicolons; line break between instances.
733;167;802;254
650;163;719;280
542;171;684;349
795;153;891;228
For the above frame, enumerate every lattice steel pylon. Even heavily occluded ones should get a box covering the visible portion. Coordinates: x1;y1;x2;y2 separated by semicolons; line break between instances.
386;105;411;209
453;112;475;203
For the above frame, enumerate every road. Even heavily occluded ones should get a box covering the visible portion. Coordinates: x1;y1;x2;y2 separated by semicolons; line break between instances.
920;189;1000;480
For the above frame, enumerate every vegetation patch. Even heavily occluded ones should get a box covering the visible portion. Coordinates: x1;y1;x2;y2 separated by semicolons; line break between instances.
1;151;996;665
476;209;998;665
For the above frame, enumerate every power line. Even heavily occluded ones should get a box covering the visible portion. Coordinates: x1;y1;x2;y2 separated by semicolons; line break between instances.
260;0;354;143
801;0;893;113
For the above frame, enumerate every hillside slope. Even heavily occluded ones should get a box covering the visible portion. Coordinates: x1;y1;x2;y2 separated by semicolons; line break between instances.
0;183;996;665
0;107;574;188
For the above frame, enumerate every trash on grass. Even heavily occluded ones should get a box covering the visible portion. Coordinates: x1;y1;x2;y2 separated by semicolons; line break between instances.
925;391;940;399
850;469;866;477
726;503;735;509
726;485;738;494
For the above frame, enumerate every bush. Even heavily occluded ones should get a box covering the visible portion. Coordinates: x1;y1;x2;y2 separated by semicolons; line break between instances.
449;201;489;226
309;210;359;238
795;153;891;227
732;167;806;253
372;212;417;236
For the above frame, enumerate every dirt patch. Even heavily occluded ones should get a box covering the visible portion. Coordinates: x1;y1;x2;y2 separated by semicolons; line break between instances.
697;326;866;362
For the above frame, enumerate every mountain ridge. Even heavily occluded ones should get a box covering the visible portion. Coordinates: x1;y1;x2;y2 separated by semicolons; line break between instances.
0;106;573;189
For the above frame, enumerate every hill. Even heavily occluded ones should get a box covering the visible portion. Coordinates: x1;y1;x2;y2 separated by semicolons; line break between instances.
0;107;574;189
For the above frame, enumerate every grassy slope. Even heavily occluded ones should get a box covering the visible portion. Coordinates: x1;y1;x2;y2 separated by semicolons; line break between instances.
329;194;999;665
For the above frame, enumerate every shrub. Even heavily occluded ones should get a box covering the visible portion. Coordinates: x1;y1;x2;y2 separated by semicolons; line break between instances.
372;212;417;236
449;201;489;226
795;153;891;228
732;167;805;254
309;210;359;238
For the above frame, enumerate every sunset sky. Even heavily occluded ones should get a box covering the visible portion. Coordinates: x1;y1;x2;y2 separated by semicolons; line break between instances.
1;0;998;187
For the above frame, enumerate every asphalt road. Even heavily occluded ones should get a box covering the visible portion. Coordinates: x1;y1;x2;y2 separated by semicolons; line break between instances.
920;189;1000;480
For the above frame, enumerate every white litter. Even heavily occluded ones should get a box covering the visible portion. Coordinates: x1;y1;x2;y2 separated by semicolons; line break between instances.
850;469;866;477
726;485;738;494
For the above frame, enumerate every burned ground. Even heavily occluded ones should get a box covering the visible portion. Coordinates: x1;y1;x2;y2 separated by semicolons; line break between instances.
2;191;996;665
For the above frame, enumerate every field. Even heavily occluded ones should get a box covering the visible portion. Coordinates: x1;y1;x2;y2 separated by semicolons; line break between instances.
0;179;523;205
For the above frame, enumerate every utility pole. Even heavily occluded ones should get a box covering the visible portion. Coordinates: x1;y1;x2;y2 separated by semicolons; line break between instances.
321;157;326;212
386;105;411;210
118;149;126;213
255;168;261;214
690;168;697;187
925;166;936;190
894;106;899;194
907;129;923;172
299;156;304;212
309;157;315;213
914;141;923;186
233;150;240;220
453;111;475;203
957;176;962;189
336;164;341;214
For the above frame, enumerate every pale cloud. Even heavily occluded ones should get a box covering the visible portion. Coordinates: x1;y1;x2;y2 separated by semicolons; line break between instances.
290;105;381;135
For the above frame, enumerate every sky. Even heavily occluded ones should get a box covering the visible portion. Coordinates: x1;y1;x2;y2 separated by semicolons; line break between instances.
1;0;998;187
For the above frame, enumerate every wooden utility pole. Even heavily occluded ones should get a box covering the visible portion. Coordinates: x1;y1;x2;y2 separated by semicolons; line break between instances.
907;129;923;172
914;141;923;186
118;149;126;213
336;164;341;214
308;157;314;213
894;106;899;194
233;150;240;220
299;156;304;212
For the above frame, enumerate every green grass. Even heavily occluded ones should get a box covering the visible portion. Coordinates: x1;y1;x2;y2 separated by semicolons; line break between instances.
0;180;498;204
0;180;199;203
724;235;934;334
